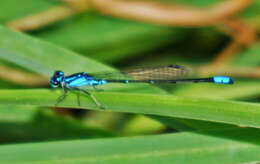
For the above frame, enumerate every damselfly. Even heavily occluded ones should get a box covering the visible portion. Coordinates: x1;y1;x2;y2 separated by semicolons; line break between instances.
50;65;233;109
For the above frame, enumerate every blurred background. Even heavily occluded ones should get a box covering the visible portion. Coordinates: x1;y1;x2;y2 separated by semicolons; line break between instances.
0;0;260;144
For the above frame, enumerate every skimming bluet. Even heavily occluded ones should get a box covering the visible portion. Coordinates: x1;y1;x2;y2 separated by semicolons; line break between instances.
50;65;233;109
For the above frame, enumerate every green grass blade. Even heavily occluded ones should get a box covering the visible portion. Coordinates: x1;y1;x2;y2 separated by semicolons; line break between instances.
1;129;260;164
0;25;115;75
149;115;238;131
1;89;260;128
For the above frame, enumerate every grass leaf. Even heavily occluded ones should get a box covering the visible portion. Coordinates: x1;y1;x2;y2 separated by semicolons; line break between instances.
1;129;260;164
1;89;260;128
0;25;115;75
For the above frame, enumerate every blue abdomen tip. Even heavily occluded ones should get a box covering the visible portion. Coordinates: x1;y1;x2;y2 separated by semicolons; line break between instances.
213;76;233;84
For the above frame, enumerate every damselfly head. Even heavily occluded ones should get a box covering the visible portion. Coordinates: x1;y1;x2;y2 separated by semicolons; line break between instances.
50;71;64;88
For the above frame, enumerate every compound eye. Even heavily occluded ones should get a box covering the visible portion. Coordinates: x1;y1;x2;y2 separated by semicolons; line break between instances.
51;71;64;87
53;71;62;77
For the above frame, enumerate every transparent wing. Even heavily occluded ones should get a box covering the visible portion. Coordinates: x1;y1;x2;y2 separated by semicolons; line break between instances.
89;65;188;80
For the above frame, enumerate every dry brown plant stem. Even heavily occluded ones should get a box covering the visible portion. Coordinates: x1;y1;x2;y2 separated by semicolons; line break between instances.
0;64;48;86
209;19;258;67
6;0;252;30
91;0;252;26
6;6;76;31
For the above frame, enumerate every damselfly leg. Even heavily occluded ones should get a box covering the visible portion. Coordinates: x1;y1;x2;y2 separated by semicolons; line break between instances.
55;87;104;109
55;88;68;106
77;91;81;106
93;86;104;92
72;87;104;109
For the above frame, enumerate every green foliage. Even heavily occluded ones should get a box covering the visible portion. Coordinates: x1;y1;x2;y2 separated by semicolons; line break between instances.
0;0;260;163
1;130;260;164
0;105;114;144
